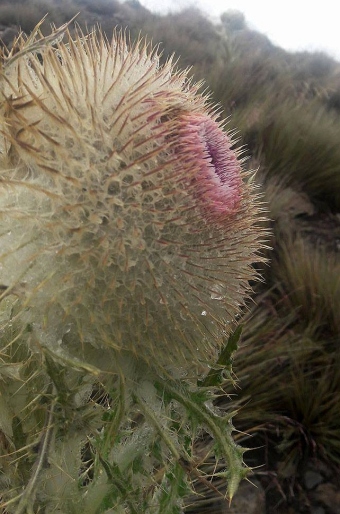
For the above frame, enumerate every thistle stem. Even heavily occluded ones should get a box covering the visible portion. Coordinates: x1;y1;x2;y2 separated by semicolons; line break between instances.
134;390;181;461
102;371;126;456
14;388;56;514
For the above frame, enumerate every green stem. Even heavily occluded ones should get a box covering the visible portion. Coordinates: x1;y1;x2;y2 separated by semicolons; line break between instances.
14;389;56;514
134;391;181;461
102;371;126;455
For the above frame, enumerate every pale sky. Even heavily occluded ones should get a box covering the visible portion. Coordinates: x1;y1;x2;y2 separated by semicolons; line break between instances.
137;0;340;62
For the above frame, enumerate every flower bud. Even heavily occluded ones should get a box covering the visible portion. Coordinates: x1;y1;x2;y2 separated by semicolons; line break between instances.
0;29;264;374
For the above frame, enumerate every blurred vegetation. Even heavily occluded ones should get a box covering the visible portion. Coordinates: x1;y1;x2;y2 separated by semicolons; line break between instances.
1;0;340;511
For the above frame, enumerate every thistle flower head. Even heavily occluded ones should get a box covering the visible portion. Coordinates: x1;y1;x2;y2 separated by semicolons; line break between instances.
0;27;264;375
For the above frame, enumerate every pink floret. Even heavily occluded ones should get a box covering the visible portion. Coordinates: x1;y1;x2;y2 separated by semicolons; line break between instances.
178;114;242;217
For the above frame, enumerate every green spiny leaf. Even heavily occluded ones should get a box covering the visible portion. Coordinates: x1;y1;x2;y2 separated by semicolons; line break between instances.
199;325;242;388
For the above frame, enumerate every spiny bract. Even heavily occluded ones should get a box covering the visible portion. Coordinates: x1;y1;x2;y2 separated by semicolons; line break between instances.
0;26;264;374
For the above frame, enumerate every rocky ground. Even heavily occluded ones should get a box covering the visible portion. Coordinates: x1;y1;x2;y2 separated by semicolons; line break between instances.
185;458;340;514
